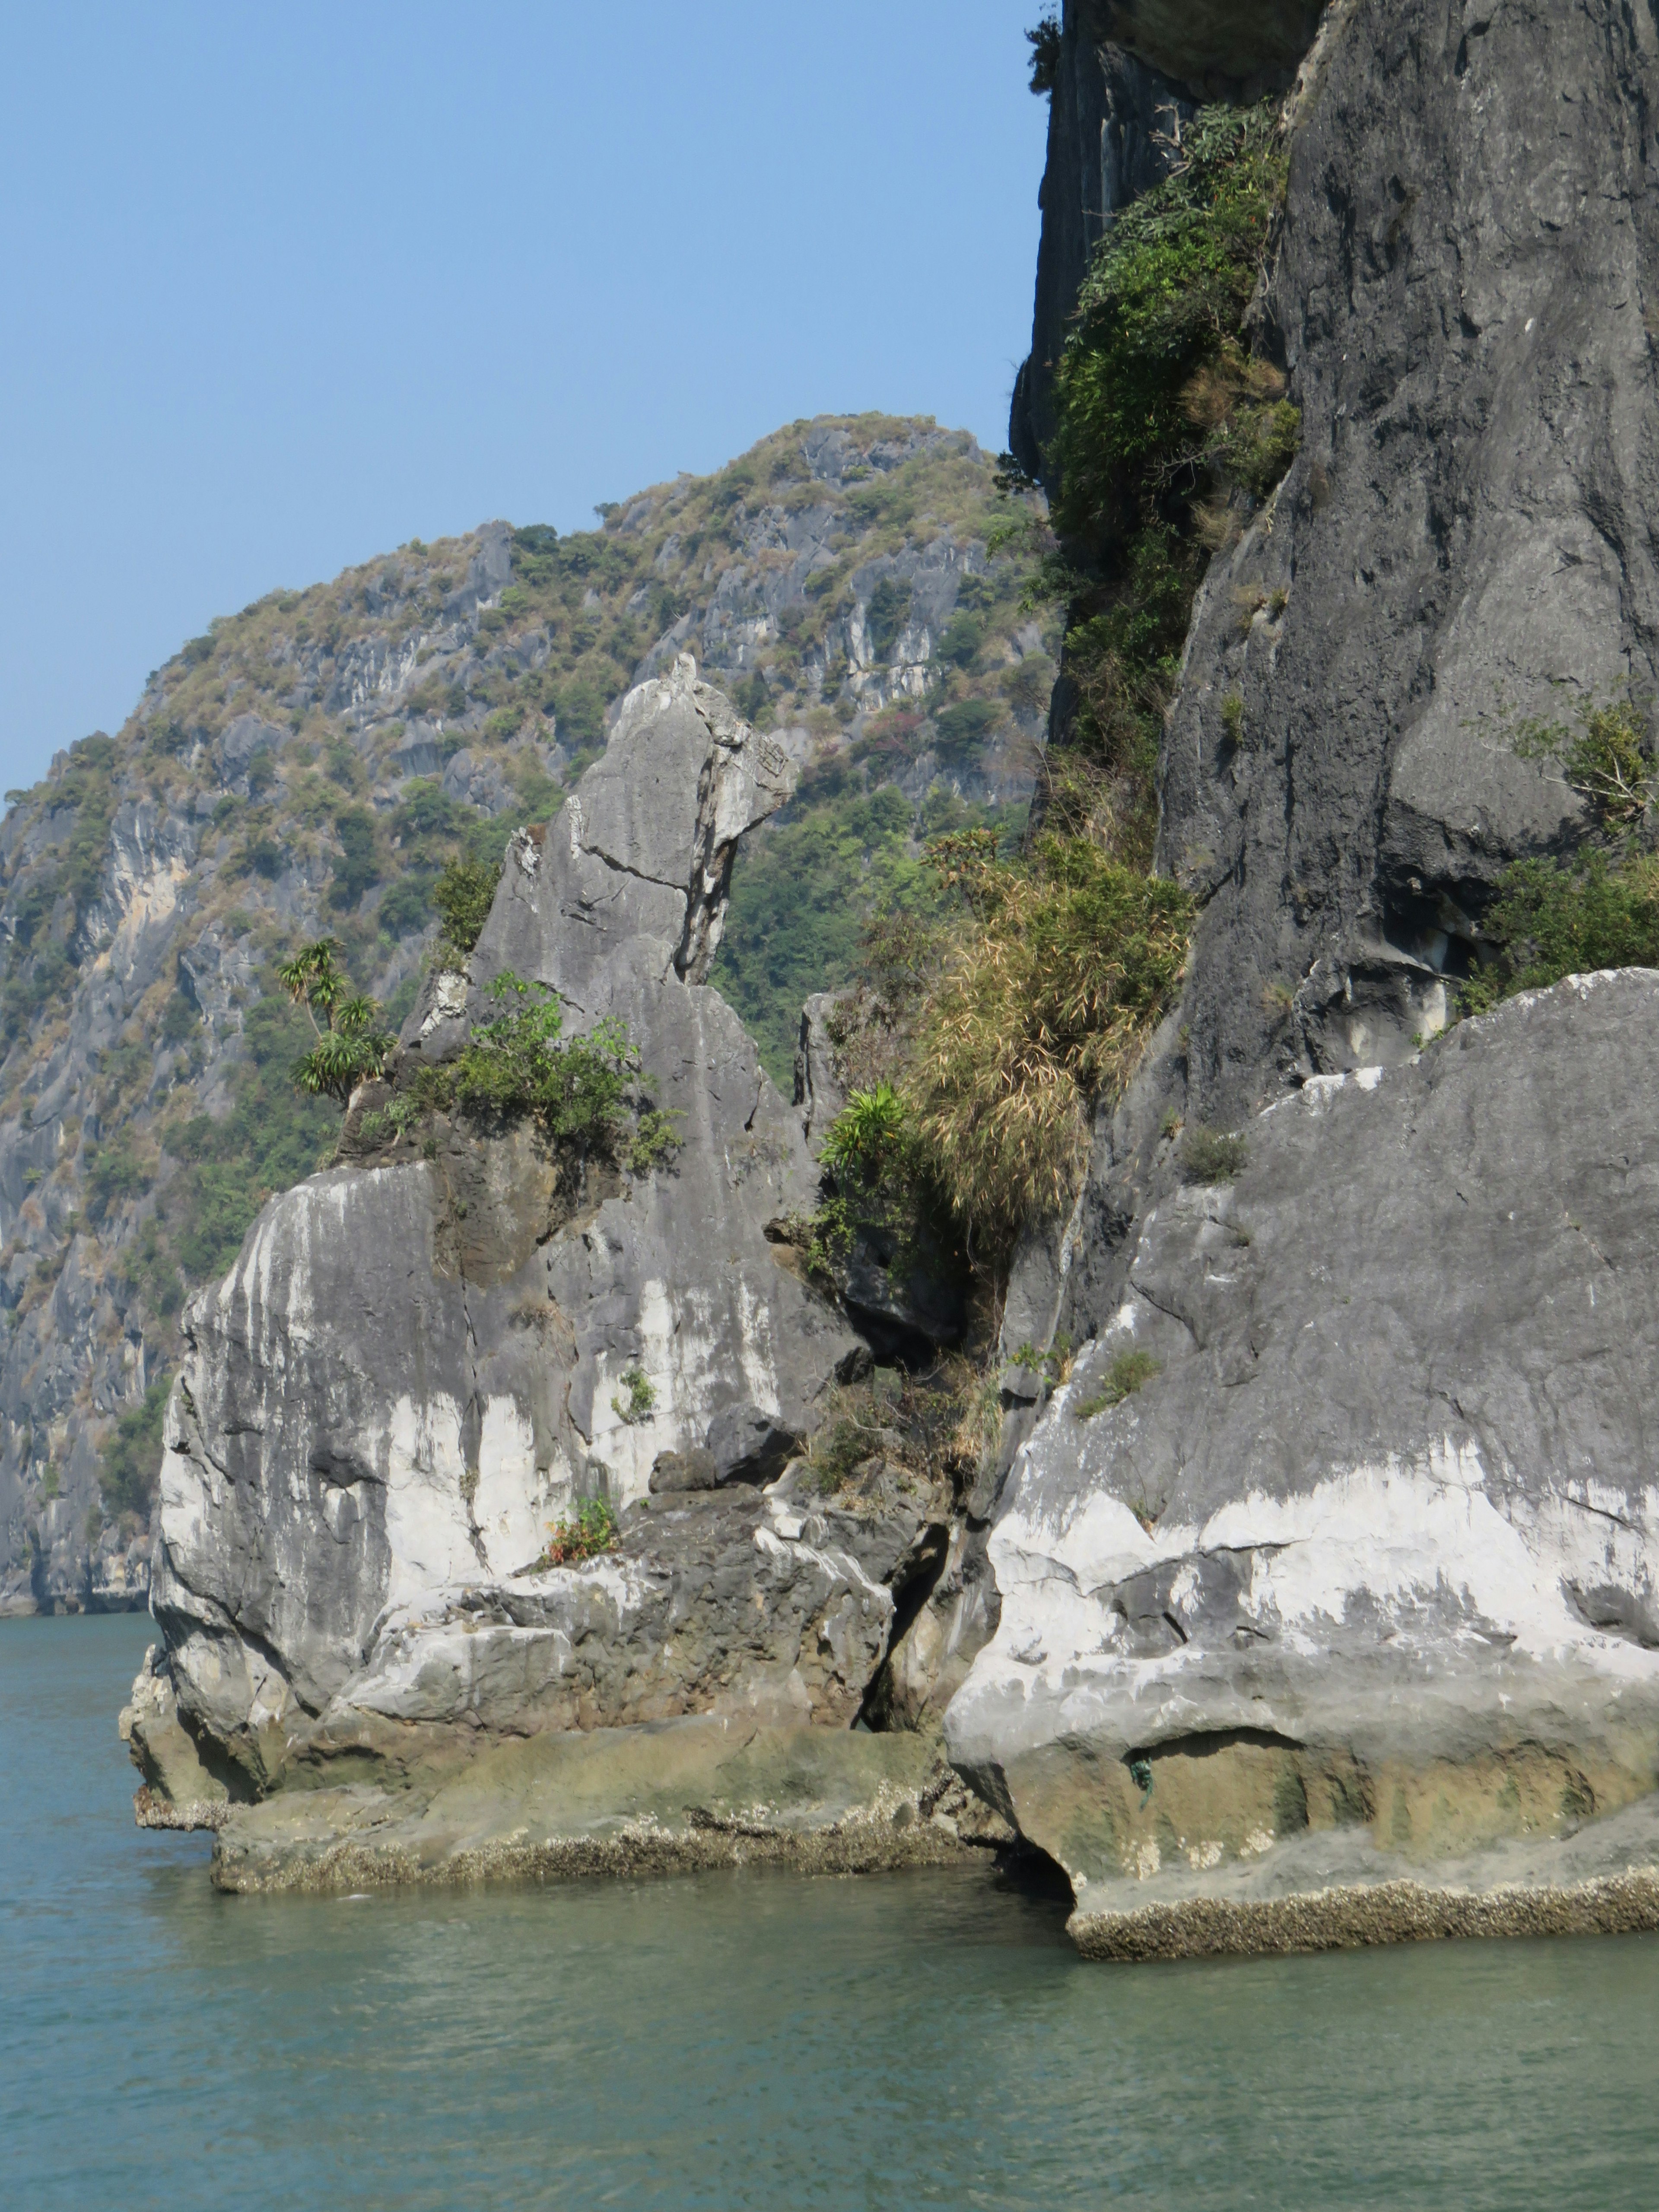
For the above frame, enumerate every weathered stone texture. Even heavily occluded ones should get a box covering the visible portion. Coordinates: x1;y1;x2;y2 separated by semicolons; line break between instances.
144;664;884;1809
948;973;1659;1929
1160;0;1659;1122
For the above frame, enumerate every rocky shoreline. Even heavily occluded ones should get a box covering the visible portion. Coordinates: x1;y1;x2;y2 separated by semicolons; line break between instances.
118;0;1659;1963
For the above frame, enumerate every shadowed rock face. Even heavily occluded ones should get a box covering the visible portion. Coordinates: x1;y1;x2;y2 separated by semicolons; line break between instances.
138;662;887;1806
1161;0;1659;1122
1084;0;1327;100
947;973;1659;1932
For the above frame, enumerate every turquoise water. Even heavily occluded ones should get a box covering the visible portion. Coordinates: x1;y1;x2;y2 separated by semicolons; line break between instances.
6;1615;1659;2210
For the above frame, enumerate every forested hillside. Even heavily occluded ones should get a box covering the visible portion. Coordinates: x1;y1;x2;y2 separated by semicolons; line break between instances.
0;413;1055;1611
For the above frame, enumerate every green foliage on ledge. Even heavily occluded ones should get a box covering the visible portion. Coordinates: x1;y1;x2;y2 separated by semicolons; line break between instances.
1459;855;1659;1015
406;971;681;1173
1043;100;1296;848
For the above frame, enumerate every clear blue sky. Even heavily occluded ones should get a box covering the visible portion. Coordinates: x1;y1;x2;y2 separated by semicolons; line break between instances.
0;2;1049;791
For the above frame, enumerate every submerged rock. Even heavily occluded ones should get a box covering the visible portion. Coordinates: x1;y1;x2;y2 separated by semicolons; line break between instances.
947;974;1659;1950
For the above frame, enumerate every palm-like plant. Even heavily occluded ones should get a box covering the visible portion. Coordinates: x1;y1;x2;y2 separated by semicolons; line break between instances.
278;939;395;1106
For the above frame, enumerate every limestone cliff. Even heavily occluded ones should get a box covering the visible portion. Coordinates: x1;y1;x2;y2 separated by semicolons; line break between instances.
954;0;1659;1954
0;418;1049;1615
126;663;1003;1880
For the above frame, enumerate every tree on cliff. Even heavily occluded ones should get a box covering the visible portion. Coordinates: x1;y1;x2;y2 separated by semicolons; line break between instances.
278;939;395;1106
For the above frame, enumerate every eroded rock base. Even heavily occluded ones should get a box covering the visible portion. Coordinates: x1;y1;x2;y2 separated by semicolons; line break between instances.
1065;1795;1659;1962
203;1718;1009;1894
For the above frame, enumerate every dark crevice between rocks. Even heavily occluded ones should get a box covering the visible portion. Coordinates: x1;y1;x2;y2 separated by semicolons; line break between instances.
854;1520;953;1732
1128;1724;1306;1765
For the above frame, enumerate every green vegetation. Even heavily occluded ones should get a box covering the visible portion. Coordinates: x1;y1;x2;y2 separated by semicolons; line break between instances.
610;1367;656;1424
99;1376;171;1518
279;940;396;1106
1180;1125;1248;1183
1460;855;1659;1014
907;832;1192;1241
1073;1348;1162;1421
432;855;502;958
1512;698;1651;829
1451;696;1659;1015
1010;1335;1072;1384
403;970;681;1171
1026;12;1061;94
820;1082;907;1179
538;1495;621;1566
0;414;1044;1470
779;102;1288;1312
1043;100;1294;849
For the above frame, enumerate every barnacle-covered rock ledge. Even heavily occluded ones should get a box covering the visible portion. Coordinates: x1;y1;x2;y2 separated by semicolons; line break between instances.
121;660;1007;1889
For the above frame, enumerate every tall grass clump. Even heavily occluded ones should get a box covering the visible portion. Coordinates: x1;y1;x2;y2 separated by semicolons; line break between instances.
906;829;1190;1246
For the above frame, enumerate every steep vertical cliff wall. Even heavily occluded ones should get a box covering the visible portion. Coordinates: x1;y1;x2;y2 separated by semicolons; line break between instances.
1162;0;1659;1125
951;0;1659;1955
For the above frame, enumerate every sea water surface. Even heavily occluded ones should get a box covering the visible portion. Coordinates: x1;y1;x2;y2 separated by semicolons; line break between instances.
6;1613;1659;2211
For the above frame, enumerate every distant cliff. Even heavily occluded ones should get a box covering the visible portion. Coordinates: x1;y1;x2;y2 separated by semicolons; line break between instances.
0;417;1052;1614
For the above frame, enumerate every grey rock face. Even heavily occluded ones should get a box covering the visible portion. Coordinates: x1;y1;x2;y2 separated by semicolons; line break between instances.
0;420;1039;1620
947;974;1659;1929
1155;0;1659;1124
145;664;880;1802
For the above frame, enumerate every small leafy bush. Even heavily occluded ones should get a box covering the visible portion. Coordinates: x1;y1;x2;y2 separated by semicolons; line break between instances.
821;1084;908;1181
1073;1348;1161;1421
1026;11;1061;94
538;1496;620;1566
1180;1125;1248;1183
1459;853;1659;1014
1513;698;1650;827
611;1367;656;1424
410;971;680;1173
1010;1335;1072;1383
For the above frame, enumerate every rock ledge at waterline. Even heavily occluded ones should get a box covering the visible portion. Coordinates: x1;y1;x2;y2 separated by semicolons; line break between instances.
949;971;1659;1952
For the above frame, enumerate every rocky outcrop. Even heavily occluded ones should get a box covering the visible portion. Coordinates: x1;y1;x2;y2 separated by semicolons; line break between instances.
1160;0;1659;1124
950;972;1659;1951
128;663;1001;1878
1;420;1045;1616
975;0;1659;1955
